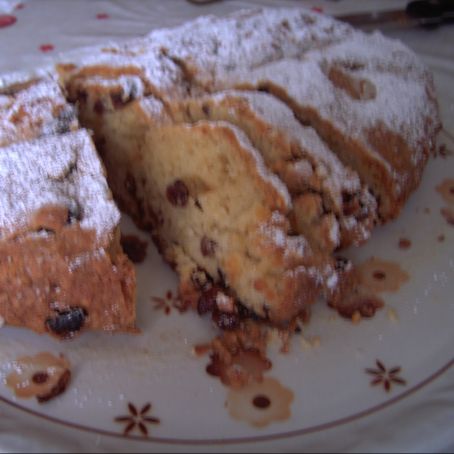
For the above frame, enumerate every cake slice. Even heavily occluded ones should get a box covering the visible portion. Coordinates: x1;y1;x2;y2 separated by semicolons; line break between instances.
170;90;377;252
0;130;136;337
78;95;337;325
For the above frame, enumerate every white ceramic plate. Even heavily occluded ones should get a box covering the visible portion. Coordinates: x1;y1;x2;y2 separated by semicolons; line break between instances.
0;2;453;453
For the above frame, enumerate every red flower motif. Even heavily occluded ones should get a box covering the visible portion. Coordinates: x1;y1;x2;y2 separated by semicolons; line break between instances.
0;15;17;28
15;3;25;10
366;360;407;392
115;402;160;437
39;44;54;53
311;6;324;13
96;13;110;20
151;290;187;315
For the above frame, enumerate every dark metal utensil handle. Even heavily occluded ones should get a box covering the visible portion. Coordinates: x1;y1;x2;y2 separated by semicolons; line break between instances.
406;0;454;26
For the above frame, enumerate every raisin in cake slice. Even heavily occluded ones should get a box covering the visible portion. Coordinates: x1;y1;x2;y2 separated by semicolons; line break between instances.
0;130;136;337
170;90;377;252
80;95;337;325
0;75;78;147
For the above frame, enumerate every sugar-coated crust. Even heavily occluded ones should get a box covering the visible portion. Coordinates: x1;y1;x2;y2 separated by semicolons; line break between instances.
0;77;78;147
0;76;136;336
0;205;136;334
0;130;120;242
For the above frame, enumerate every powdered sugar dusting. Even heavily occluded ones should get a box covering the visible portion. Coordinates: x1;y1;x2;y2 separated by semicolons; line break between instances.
228;29;439;196
60;39;187;99
148;7;352;89
0;130;120;241
259;211;309;259
140;96;166;120
0;78;77;147
81;75;145;100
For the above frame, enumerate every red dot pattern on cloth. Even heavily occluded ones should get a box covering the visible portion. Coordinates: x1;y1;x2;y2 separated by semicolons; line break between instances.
311;7;324;13
39;44;55;53
96;13;110;20
0;15;17;28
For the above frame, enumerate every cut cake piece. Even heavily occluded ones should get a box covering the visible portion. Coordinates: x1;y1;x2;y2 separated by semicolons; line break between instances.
0;130;136;337
79;95;337;325
170;90;377;252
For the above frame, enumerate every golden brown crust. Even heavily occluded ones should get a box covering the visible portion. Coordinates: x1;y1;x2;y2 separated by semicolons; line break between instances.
0;205;136;336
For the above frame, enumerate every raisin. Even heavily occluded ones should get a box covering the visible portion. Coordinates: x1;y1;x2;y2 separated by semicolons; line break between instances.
66;203;81;224
194;199;203;211
125;173;137;197
93;99;104;115
280;19;290;30
212;311;240;331
237;303;253;320
46;307;87;337
217;268;227;287
197;286;220;315
76;89;88;104
191;268;212;291
201;236;217;257
335;256;350;272
166;180;189;207
120;234;148;264
111;91;125;108
202;103;210;116
342;192;358;216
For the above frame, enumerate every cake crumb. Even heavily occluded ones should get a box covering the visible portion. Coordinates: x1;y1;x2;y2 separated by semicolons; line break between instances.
387;308;399;323
352;311;362;324
300;335;321;351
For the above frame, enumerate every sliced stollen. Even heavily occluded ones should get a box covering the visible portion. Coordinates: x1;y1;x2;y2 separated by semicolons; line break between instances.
84;95;337;325
0;130;136;336
169;90;377;252
223;31;440;219
147;7;440;220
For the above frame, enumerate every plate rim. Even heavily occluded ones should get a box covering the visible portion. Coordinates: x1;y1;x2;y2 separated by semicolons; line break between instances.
1;357;452;446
